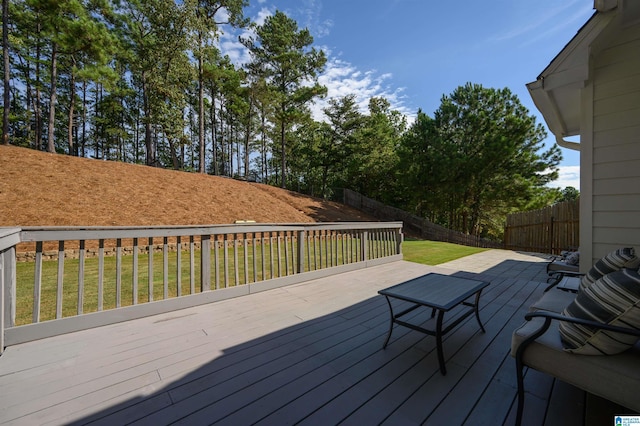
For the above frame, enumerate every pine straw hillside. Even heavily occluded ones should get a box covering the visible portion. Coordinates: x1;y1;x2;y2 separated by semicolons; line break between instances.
0;145;374;227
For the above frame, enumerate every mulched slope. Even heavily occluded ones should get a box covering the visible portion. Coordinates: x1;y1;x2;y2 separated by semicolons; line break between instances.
0;145;374;227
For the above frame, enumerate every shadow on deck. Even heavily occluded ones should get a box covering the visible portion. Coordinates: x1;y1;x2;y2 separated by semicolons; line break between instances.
0;252;626;425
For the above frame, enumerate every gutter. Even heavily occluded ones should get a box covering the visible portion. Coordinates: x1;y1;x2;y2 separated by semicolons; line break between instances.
555;134;580;151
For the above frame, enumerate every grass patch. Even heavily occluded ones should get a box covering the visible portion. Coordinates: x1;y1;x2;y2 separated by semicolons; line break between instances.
402;240;488;265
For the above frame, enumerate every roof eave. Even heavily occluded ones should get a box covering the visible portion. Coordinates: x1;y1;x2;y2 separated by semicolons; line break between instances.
528;8;617;151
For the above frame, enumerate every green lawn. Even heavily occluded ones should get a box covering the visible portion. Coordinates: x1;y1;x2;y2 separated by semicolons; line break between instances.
402;239;488;265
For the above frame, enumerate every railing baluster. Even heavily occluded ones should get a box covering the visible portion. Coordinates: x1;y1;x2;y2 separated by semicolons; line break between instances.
190;236;195;294
330;232;334;267
163;237;169;299
277;234;282;277
261;235;266;281
116;239;122;308
78;240;85;315
325;231;330;268
319;231;324;269
148;237;153;302
133;238;138;305
98;239;104;311
312;231;317;270
244;233;249;284
297;230;305;274
291;233;297;274
233;234;240;285
224;234;229;288
176;236;182;297
214;237;219;290
33;241;42;323
306;231;311;272
253;234;258;283
284;233;290;276
56;241;64;319
382;230;388;256
270;234;275;279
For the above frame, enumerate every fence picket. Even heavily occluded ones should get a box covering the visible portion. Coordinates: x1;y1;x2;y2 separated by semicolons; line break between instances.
505;199;579;254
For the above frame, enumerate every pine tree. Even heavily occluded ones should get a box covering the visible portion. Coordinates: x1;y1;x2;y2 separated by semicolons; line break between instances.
241;10;326;188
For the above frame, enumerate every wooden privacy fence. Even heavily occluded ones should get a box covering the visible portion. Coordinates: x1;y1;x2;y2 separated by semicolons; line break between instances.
504;199;579;255
0;222;403;352
343;189;503;248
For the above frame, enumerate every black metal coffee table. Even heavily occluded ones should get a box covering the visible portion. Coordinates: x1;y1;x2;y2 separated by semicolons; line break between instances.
378;273;490;375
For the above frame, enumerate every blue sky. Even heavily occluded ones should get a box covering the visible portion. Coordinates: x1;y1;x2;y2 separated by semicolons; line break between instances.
222;0;594;190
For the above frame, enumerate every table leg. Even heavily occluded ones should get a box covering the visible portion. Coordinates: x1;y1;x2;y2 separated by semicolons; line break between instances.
474;290;486;333
382;295;394;348
435;309;447;375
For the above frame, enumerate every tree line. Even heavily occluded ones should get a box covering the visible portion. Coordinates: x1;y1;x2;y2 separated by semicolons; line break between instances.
1;1;572;240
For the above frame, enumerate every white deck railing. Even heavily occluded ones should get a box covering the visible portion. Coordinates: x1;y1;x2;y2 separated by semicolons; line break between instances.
0;222;403;352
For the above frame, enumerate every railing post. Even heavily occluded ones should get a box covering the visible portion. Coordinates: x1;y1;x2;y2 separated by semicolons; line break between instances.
297;230;305;274
1;245;17;355
362;231;369;261
201;234;211;292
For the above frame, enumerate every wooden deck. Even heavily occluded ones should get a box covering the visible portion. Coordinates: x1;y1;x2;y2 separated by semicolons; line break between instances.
0;253;622;425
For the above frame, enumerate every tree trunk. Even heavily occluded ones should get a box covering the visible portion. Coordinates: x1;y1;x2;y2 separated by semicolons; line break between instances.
280;110;286;188
2;0;10;145
81;80;87;157
67;57;76;155
142;72;154;166
261;107;267;181
197;40;205;173
95;83;101;158
210;91;218;175
46;42;58;153
244;113;251;179
34;24;42;150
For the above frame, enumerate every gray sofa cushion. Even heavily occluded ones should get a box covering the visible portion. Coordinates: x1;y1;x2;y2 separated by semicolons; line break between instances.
529;289;575;313
560;268;640;355
548;261;580;274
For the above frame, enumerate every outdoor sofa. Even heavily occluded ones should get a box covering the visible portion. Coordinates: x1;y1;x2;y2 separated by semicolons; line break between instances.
545;250;581;290
511;248;640;425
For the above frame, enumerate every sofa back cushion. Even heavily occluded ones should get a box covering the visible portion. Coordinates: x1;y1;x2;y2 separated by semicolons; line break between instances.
579;247;638;293
560;268;640;355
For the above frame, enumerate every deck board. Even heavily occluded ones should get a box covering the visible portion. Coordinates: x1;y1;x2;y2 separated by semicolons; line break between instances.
0;254;612;425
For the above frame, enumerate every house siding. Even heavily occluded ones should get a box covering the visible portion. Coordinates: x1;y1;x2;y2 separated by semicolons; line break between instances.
590;21;640;261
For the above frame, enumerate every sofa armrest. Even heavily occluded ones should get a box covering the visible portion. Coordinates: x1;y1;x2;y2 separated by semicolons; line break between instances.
523;310;640;338
515;310;640;362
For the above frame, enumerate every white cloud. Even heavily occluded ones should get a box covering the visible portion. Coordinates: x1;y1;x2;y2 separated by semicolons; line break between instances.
548;165;580;190
309;54;411;121
254;7;273;26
